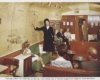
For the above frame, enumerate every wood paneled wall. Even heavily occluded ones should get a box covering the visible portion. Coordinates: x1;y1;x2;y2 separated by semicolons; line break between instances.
88;15;100;34
60;15;89;41
70;41;100;60
50;20;61;35
0;50;21;64
75;15;88;41
61;15;100;41
61;15;75;34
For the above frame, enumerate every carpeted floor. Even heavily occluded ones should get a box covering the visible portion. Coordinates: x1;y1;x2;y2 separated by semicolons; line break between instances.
28;70;43;77
28;53;57;77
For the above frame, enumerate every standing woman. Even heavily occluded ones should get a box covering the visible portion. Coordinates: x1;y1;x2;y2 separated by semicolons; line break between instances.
82;19;88;41
33;18;55;60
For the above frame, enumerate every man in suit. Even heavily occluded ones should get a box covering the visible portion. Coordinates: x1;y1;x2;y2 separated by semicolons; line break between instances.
56;28;69;49
81;47;100;71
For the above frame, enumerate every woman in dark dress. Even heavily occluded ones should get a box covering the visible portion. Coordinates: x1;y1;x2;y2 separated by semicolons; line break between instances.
33;18;55;59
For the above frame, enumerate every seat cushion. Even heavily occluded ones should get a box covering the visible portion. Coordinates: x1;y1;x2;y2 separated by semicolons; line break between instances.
40;53;50;64
30;43;50;71
32;53;50;71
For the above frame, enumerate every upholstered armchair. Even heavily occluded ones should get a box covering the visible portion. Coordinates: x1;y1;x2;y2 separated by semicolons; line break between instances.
30;43;50;72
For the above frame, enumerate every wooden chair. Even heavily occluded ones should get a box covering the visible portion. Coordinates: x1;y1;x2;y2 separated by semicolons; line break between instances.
1;57;19;77
43;65;100;77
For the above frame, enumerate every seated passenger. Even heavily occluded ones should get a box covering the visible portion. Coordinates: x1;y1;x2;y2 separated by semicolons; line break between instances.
54;35;63;45
22;40;45;67
87;47;98;61
74;47;100;70
56;28;69;49
50;44;73;68
64;28;71;42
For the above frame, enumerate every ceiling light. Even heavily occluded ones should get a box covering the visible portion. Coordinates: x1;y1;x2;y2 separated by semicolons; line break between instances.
55;4;58;8
49;2;51;6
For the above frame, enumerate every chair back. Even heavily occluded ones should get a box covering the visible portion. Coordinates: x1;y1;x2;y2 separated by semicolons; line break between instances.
30;43;40;56
43;65;100;77
81;60;100;71
3;57;19;76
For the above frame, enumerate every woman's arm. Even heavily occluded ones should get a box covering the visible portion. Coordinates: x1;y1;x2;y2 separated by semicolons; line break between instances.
32;24;43;31
51;27;55;42
31;53;35;57
51;27;54;37
35;27;43;31
23;49;28;56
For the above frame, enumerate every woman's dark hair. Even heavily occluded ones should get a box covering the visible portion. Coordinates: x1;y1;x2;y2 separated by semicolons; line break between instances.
57;44;68;57
25;42;30;48
44;18;50;26
82;19;86;24
78;19;85;27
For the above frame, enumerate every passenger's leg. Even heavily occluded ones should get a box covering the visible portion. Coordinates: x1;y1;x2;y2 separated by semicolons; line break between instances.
37;57;45;67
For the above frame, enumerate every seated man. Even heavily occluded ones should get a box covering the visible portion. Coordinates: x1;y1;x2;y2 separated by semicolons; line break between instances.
56;28;69;49
74;47;100;70
50;44;73;68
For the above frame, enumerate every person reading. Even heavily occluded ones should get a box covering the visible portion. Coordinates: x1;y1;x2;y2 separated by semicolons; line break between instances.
22;41;45;67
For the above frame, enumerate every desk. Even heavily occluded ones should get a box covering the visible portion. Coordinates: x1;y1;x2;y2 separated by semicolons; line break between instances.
14;54;32;77
0;65;8;74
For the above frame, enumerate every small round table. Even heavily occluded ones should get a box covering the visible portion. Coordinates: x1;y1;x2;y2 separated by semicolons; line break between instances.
74;56;86;69
67;50;75;65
